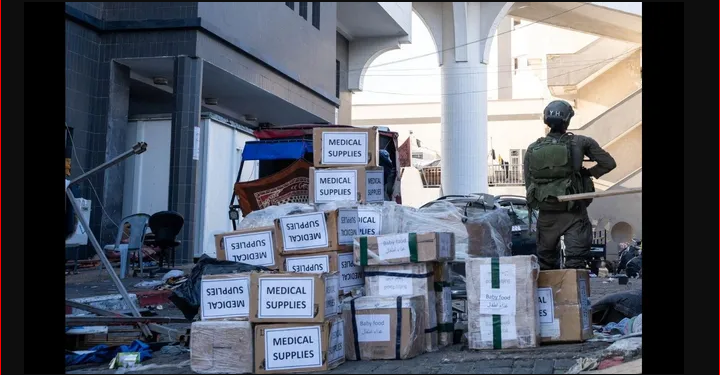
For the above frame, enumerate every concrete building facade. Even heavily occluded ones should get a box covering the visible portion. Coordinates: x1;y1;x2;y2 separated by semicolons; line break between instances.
351;6;642;247
65;2;412;262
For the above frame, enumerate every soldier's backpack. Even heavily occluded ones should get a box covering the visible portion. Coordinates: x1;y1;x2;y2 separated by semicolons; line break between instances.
525;133;581;210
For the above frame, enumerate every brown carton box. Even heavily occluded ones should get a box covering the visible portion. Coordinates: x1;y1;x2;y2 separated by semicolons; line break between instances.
249;272;340;323
283;251;339;274
337;251;364;294
342;295;426;360
466;256;541;350
309;166;385;204
274;211;349;255
364;263;438;352
312;127;379;168
191;321;253;374
537;269;592;343
353;232;455;266
200;273;251;321
254;317;345;374
214;226;282;270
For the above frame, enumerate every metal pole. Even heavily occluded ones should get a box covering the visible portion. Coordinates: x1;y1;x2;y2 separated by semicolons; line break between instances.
66;141;152;338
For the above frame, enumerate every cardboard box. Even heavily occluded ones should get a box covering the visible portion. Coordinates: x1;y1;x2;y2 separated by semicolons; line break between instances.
433;262;454;347
537;269;592;343
190;321;253;374
214;226;282;270
275;211;350;255
284;251;339;274
337;251;364;294
466;256;540;350
353;232;455;266
363;263;438;352
309;167;385;204
250;272;340;323
342;295;426;360
200;274;251;321
254;317;345;374
312;126;379;167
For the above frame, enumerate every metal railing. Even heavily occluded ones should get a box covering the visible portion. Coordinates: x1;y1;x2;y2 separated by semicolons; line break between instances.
420;164;525;188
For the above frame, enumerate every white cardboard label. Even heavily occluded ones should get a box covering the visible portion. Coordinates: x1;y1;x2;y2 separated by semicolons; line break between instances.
338;252;364;291
357;208;382;236
356;314;391;342
377;271;414;296
365;170;385;203
321;132;369;165
286;255;330;274
540;319;561;339
537;287;555;324
200;277;250;319
280;212;329;251
328;319;345;364
314;169;358;203
264;326;323;370
438;233;452;259
479;315;517;343
377;234;410;260
258;277;315;319
578;278;591;330
325;275;340;316
337;209;359;245
223;231;276;267
478;264;517;316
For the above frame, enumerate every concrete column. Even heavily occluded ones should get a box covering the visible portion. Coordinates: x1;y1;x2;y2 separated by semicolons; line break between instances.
101;61;131;243
497;17;513;100
441;63;489;195
169;56;203;263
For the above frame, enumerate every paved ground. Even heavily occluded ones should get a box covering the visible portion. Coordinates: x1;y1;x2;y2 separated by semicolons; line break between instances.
66;268;641;375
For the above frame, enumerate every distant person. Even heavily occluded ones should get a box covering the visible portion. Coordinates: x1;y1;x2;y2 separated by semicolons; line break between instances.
523;100;616;270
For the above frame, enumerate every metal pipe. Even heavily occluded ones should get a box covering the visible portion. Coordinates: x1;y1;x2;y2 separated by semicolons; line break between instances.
68;142;147;188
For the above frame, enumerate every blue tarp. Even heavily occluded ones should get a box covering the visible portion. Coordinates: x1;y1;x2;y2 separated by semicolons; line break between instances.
241;140;313;161
65;339;152;366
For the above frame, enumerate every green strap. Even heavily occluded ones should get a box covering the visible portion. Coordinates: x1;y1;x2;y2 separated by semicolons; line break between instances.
408;233;418;263
360;237;368;266
491;257;502;349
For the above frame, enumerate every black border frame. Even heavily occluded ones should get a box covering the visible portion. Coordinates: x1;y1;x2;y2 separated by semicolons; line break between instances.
8;2;709;374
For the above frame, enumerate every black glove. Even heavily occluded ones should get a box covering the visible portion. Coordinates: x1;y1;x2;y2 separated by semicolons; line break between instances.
580;168;593;177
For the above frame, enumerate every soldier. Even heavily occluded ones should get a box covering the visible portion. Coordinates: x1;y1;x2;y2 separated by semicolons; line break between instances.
523;100;616;270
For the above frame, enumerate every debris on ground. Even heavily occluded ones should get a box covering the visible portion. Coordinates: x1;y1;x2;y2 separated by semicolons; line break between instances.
566;337;642;373
65;340;152;367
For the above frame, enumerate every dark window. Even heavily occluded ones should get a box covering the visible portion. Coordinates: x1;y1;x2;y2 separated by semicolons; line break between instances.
335;60;340;98
311;2;320;29
285;2;294;10
299;2;308;20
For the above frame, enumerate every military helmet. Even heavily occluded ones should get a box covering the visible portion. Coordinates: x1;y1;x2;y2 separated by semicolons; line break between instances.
543;100;575;125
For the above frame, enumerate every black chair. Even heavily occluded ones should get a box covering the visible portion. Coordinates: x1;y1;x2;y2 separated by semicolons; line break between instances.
148;211;184;270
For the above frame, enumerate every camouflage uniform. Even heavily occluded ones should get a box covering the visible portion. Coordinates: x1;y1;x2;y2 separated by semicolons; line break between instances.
524;132;616;270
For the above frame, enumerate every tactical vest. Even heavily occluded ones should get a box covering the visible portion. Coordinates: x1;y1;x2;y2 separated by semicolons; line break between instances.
526;133;585;211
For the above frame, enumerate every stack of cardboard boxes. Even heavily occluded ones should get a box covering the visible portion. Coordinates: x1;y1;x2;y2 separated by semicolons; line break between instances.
347;232;455;359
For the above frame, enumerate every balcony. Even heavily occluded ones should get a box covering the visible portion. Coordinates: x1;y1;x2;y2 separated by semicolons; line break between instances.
337;2;411;41
420;165;525;188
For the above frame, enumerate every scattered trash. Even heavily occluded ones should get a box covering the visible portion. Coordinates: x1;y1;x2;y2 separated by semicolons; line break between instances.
109;352;141;369
113;360;191;374
160;344;189;356
65;340;151;366
162;270;185;282
597;356;625;370
591;290;642;325
155;304;163;310
134;280;164;289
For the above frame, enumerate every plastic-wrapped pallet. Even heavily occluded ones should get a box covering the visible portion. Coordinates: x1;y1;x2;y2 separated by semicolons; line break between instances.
190;321;253;374
363;263;438;352
466;256;540;350
433;262;453;347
